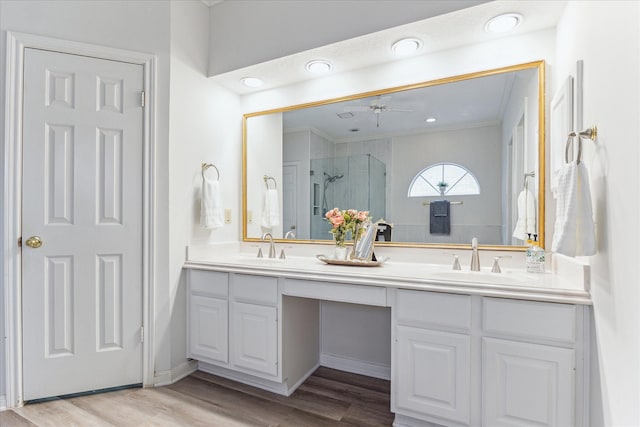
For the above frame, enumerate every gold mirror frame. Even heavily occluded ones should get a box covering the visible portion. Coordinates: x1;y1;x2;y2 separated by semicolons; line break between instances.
242;60;545;251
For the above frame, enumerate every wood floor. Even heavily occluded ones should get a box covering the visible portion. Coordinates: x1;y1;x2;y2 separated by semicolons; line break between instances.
0;367;394;426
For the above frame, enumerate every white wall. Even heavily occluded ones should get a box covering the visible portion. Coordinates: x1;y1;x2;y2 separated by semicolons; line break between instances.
168;0;242;379
554;2;640;425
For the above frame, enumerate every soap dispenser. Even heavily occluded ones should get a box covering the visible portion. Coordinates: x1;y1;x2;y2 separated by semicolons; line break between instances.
526;234;545;273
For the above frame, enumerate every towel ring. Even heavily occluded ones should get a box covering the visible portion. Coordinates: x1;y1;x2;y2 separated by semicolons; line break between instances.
202;163;220;180
263;175;277;189
523;171;535;189
565;126;598;165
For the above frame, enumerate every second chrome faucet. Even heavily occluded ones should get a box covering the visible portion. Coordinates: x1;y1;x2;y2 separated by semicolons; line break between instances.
470;237;480;271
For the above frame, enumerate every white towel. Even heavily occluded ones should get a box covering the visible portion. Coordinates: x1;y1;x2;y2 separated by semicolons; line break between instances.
551;161;596;256
200;176;223;229
261;189;280;228
512;189;537;241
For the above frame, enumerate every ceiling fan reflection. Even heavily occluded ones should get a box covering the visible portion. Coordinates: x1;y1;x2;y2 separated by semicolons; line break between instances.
343;96;413;127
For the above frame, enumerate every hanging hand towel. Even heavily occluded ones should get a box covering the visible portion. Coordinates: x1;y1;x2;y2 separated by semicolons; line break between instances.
512;189;537;241
261;188;280;228
429;200;450;235
200;176;223;229
551;161;596;256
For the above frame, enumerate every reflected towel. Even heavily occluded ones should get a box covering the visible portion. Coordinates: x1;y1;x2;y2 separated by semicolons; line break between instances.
200;177;223;229
552;161;596;256
512;189;537;241
429;200;450;235
261;188;280;228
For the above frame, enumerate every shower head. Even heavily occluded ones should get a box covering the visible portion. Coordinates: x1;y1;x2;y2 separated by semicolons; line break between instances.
324;172;344;183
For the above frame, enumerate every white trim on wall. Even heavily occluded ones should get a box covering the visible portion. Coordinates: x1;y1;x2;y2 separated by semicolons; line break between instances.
2;31;157;408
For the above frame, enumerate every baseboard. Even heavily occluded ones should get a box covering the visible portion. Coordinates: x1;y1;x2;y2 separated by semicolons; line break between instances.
393;414;446;427
320;352;391;380
285;362;320;395
154;359;198;387
197;361;290;396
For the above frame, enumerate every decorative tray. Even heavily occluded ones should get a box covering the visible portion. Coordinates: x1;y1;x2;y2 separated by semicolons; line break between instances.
316;254;388;267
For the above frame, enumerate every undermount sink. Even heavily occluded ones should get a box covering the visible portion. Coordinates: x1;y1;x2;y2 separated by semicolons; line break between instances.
427;270;534;285
231;256;286;265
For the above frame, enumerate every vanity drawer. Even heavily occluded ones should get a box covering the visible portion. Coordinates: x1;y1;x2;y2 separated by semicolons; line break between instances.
189;270;228;298
482;297;577;344
395;289;471;331
232;274;278;305
282;279;386;306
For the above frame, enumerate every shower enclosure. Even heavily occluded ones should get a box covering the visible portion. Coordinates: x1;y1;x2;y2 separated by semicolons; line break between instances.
310;154;386;240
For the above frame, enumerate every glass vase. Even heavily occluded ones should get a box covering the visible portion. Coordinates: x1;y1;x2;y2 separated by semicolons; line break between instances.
333;237;349;260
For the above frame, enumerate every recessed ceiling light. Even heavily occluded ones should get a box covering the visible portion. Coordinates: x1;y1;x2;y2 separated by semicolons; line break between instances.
485;13;522;33
337;112;354;119
349;128;360;132
391;38;422;55
425;117;437;123
241;77;264;88
306;60;333;74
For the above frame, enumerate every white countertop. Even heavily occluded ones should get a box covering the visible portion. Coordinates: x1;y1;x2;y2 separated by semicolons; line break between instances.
185;243;591;305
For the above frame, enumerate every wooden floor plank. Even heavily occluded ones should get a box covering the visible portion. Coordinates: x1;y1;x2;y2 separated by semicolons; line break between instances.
312;367;391;394
190;370;352;420
13;398;115;427
2;368;393;427
298;374;391;407
0;409;38;426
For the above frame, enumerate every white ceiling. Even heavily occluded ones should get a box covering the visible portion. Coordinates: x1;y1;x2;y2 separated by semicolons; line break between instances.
210;1;566;95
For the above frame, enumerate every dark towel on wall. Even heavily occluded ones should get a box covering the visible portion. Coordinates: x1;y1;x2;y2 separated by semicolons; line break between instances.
430;200;450;235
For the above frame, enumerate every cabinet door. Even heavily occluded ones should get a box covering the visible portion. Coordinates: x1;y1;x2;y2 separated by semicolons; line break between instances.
231;302;278;377
483;338;575;427
395;326;471;424
189;295;228;364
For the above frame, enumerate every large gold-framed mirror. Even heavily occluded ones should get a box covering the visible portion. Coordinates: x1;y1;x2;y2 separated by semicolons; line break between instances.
243;60;545;251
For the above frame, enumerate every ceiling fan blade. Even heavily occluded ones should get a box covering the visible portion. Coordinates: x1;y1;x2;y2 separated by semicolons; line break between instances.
385;107;413;113
344;106;371;112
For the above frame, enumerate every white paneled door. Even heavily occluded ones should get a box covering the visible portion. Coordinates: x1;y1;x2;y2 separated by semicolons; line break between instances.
21;48;144;401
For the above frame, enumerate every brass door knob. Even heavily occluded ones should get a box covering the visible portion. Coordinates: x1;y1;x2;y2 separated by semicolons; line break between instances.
25;236;43;248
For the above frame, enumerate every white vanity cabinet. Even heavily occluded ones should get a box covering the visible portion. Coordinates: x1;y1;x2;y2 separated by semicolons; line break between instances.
187;268;320;396
391;289;588;427
392;290;472;426
229;274;279;378
185;259;589;426
481;297;580;427
187;270;229;365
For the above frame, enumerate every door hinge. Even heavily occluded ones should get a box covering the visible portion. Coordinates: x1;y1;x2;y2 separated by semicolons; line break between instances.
141;91;146;108
18;237;22;247
140;326;145;343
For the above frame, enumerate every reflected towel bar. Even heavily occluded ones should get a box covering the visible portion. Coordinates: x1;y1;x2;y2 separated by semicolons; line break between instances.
264;175;277;189
422;201;463;206
201;162;220;180
523;171;535;190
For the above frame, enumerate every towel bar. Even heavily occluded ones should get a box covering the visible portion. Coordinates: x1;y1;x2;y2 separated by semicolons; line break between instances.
201;163;220;180
565;126;597;164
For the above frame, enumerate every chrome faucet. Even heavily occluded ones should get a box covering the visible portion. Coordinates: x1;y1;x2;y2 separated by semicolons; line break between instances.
262;232;276;258
284;230;296;239
470;237;480;271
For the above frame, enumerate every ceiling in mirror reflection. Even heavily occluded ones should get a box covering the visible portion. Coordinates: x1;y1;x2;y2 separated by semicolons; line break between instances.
283;69;536;142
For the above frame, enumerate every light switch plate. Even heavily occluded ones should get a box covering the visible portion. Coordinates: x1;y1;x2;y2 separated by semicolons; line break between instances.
224;209;232;224
247;210;253;223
